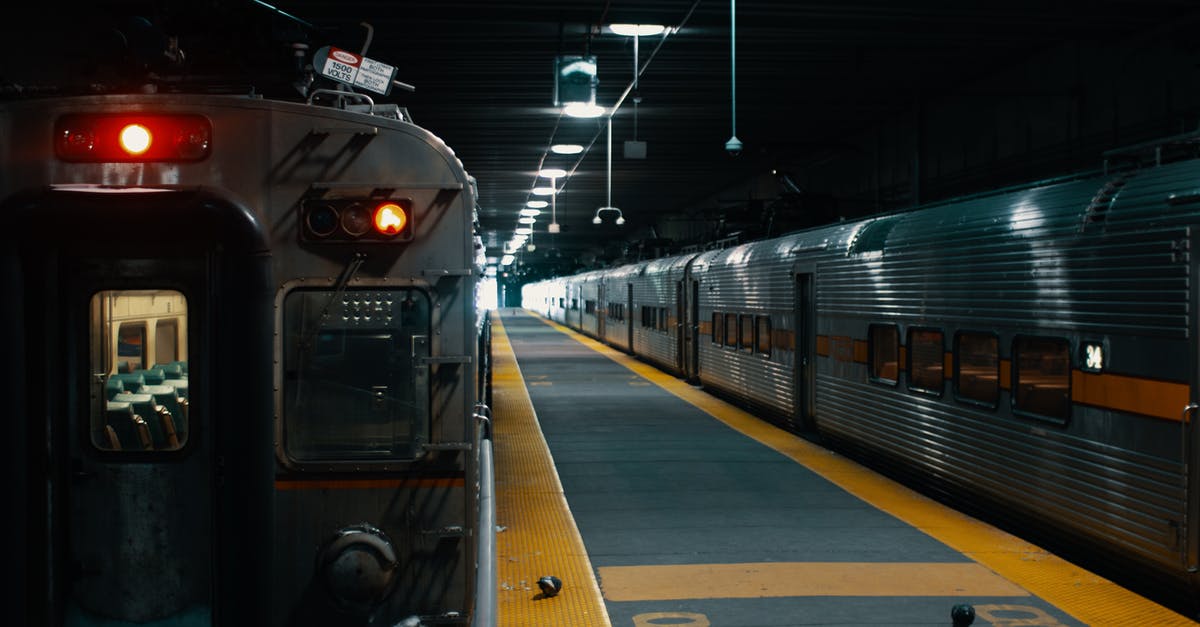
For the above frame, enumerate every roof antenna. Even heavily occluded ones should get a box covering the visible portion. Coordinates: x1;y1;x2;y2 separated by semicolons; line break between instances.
724;0;742;157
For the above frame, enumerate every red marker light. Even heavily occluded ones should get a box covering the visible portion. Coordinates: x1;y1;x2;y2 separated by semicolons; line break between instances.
119;124;153;155
55;114;211;162
373;202;409;236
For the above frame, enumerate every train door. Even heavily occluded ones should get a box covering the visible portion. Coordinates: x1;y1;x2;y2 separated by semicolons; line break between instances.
7;189;273;626
688;278;700;383
793;271;816;430
675;280;685;372
626;283;634;350
576;283;585;326
598;282;607;339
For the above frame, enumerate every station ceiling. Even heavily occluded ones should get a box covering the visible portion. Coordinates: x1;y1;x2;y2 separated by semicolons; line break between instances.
9;1;1200;281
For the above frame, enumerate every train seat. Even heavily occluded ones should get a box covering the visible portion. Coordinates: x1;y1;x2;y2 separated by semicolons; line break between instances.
112;392;169;449
153;362;185;380
168;379;189;399
143;384;188;442
111;372;146;393
105;377;125;400
105;401;152;451
133;368;166;386
103;425;121;450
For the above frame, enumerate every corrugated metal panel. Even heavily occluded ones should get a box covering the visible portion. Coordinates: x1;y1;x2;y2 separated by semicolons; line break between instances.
684;160;1200;573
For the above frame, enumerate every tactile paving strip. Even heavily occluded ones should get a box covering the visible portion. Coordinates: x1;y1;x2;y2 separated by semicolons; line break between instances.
491;319;612;627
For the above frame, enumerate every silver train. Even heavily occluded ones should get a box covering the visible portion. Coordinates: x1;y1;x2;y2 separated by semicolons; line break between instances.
524;135;1200;608
1;54;495;627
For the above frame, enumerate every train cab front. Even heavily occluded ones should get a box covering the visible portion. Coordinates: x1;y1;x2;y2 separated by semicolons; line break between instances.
271;182;484;627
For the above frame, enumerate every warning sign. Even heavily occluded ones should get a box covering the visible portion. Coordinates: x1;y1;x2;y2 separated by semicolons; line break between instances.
314;46;398;96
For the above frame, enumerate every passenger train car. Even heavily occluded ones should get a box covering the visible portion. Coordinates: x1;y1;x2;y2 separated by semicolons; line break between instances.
0;15;495;627
524;135;1200;609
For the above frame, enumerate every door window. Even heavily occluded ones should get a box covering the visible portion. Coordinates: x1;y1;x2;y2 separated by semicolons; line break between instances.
91;290;189;452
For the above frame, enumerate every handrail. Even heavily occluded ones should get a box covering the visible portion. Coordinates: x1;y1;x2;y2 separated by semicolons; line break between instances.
1184;403;1199;573
472;411;496;626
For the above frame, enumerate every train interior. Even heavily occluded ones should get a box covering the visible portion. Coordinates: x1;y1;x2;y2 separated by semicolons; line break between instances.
92;289;189;452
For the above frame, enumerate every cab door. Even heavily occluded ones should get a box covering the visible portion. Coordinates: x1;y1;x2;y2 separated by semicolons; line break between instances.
7;188;273;627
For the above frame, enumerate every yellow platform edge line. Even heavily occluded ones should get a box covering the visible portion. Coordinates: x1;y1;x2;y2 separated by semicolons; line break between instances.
519;309;1197;627
598;562;1029;601
491;318;613;627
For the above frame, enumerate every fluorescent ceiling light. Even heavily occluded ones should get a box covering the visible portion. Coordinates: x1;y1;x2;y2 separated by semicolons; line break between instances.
500;254;515;266
518;217;536;224
539;167;568;178
607;24;666;37
519;208;542;217
564;102;605;118
515;227;533;235
532;186;556;196
526;200;549;208
551;144;584;155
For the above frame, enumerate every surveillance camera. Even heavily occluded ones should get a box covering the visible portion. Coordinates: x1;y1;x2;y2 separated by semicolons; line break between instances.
725;135;743;157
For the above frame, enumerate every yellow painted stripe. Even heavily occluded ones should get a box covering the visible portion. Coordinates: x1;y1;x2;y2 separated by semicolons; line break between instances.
491;319;612;627
598;562;1029;601
1073;370;1190;422
527;310;1196;626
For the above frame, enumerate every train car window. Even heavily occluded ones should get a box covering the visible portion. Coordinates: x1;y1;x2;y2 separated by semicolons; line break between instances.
954;332;999;407
91;290;190;453
282;288;431;462
585;300;596;314
739;314;754;353
869;324;900;385
658;307;667;332
724;313;738;347
907;328;944;395
1013;336;1071;422
755;316;771;356
712;313;722;345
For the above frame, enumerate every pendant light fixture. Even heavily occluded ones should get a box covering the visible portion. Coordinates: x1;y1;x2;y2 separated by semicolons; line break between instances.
724;0;742;156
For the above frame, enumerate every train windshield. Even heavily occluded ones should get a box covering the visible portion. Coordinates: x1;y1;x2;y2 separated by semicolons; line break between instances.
90;290;190;452
282;287;430;462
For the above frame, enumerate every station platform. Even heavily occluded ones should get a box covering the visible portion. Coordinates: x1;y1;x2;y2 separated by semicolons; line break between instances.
490;308;1198;627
